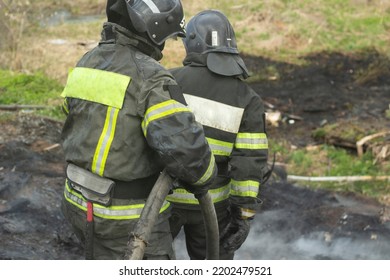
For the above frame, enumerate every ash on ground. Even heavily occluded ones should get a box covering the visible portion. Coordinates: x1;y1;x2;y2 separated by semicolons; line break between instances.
1;50;389;260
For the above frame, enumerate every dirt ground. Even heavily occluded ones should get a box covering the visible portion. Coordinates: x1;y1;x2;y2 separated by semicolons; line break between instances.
1;49;390;260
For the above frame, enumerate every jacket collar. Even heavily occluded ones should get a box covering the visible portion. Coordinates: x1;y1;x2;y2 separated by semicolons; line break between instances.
182;53;208;67
101;22;163;61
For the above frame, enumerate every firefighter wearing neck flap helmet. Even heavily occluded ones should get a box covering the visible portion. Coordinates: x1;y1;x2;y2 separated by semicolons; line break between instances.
168;10;270;260
60;1;216;260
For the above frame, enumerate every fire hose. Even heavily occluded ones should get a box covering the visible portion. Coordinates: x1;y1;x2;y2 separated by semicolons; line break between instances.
125;169;219;260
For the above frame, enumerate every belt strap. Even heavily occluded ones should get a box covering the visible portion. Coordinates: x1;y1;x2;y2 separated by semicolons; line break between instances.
112;173;160;199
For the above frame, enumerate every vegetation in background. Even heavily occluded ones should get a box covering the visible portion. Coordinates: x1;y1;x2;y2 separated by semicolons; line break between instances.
0;70;63;119
269;140;390;203
2;0;390;75
0;0;389;202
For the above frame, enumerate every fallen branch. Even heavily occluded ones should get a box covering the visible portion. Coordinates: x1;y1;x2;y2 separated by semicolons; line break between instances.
0;105;52;111
43;143;61;151
287;175;390;182
356;131;390;157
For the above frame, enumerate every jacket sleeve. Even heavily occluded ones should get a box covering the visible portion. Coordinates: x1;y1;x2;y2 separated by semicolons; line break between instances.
229;91;269;211
140;78;217;189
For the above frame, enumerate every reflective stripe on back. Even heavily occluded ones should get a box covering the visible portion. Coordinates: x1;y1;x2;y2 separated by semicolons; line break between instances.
183;94;244;133
92;107;119;176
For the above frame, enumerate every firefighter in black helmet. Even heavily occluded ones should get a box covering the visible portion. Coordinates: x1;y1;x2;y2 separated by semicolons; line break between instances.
168;10;270;259
60;0;217;260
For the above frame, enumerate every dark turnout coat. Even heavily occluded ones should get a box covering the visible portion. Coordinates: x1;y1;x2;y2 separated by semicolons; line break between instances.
61;23;216;218
168;53;269;212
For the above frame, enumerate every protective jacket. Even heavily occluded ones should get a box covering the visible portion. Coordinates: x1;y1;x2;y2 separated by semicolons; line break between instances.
168;53;268;214
61;23;216;208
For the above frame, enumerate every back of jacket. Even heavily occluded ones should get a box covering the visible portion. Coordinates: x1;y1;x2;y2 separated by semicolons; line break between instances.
61;23;216;187
168;54;269;209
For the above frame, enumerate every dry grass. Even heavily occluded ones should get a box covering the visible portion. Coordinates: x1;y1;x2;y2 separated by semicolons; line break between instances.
1;0;390;83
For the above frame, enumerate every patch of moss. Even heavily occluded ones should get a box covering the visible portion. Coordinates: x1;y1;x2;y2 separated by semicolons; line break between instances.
0;70;64;119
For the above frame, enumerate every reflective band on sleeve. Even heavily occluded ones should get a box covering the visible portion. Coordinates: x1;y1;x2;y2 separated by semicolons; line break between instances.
207;137;234;156
184;94;244;133
92;107;119;176
230;179;260;198
194;153;215;186
235;132;268;150
141;100;191;136
61;67;131;109
166;184;230;205
64;182;170;220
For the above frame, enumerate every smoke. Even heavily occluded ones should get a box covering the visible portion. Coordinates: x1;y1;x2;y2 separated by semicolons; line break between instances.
174;206;390;260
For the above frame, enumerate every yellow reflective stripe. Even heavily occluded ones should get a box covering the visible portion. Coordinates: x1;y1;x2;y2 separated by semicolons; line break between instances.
92;107;119;176
61;67;130;109
230;179;260;198
62;99;69;114
167;184;230;204
206;137;234;156
235;132;268;150
64;182;170;220
141;100;191;136
194;153;215;186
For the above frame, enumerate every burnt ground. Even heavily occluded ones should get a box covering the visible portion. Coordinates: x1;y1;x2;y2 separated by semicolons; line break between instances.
1;49;390;260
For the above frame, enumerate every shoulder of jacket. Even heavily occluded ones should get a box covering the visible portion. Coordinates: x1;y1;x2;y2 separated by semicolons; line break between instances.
132;51;171;81
169;66;184;75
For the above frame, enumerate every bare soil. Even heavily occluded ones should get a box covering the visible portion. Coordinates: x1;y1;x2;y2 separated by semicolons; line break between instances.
1;49;390;260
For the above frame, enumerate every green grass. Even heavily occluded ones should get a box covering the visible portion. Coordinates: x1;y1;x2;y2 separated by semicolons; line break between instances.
0;0;389;203
209;0;390;60
280;144;387;177
0;70;64;119
276;144;390;202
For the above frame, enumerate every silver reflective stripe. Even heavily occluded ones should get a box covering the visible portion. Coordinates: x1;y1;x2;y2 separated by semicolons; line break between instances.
235;132;268;150
230;179;260;198
207;137;234;156
142;0;160;13
167;184;230;204
236;136;268;145
184;94;244;133
142;100;190;136
64;183;170;220
92;107;119;176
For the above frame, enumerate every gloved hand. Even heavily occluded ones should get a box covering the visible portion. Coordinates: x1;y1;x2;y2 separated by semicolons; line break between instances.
172;179;210;198
220;205;254;252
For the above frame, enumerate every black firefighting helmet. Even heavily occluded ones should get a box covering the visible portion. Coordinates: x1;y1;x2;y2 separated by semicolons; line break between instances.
183;9;249;78
125;0;186;46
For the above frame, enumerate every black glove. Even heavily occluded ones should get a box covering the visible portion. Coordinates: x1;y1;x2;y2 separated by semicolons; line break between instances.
220;206;254;252
172;179;210;198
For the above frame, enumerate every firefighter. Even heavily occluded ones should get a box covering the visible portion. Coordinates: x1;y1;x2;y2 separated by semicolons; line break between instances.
60;0;217;260
168;10;270;260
